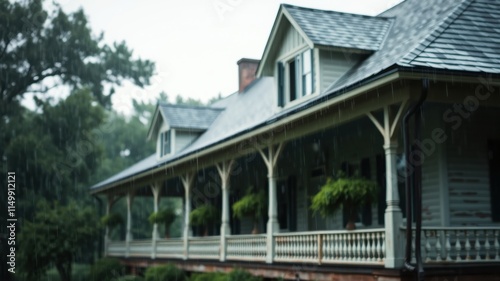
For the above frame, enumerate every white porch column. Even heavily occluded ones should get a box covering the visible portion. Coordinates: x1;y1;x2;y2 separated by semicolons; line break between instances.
216;160;235;262
104;196;111;256
257;142;284;264
125;191;134;258
181;173;194;260
151;183;161;259
367;103;407;268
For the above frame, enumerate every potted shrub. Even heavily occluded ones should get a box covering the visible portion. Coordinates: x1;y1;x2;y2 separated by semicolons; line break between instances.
189;203;218;236
100;213;123;239
148;208;177;238
310;172;377;230
232;186;266;234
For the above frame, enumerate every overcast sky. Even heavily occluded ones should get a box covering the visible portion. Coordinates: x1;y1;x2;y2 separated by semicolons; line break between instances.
56;0;403;113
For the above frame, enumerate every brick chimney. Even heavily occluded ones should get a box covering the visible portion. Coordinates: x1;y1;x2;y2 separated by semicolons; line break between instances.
237;58;259;93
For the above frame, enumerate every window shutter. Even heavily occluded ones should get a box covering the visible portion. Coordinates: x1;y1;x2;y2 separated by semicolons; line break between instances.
277;62;285;107
166;131;171;154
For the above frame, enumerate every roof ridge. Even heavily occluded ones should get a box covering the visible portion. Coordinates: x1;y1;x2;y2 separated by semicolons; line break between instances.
282;3;392;19
398;0;474;66
159;103;224;110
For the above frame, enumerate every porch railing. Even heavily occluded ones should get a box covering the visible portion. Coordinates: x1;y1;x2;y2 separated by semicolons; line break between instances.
404;227;500;263
156;238;184;259
107;241;126;257
274;229;385;265
226;234;266;262
129;240;152;257
187;236;220;259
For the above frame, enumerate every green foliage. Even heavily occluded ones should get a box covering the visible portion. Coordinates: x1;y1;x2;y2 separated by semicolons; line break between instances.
310;172;378;218
189;272;227;281
114;275;144;281
6;89;105;207
145;264;186;281
232;187;266;221
227;269;261;281
18;201;100;281
102;212;124;227
189;204;219;227
148;209;176;226
89;258;124;281
0;0;154;108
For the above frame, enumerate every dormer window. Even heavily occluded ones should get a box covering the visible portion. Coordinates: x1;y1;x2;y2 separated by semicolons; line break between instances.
277;49;315;107
160;130;171;157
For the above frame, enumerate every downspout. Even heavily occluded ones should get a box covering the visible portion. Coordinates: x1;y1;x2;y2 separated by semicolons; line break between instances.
403;79;428;281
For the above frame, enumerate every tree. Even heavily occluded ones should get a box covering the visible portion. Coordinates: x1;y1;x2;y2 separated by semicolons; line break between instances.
6;89;105;210
18;200;100;281
0;0;155;167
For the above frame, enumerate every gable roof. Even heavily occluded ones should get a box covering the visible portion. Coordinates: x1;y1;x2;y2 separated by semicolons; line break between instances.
147;103;223;140
258;4;393;76
159;104;223;130
324;0;469;94
283;4;393;51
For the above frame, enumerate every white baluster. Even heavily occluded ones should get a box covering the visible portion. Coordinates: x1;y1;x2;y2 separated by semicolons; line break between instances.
455;230;462;261
485;231;491;261
494;230;500;261
465;231;472;260
332;234;338;261
366;233;372;262
475;230;481;261
445;231;452;261
360;233;366;262
436;230;442;262
425;230;431;262
341;234;347;260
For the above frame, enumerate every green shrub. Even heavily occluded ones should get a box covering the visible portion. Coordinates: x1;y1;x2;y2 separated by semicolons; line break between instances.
189;272;227;281
89;257;124;281
145;264;185;281
189;204;218;226
228;269;261;281
114;275;145;281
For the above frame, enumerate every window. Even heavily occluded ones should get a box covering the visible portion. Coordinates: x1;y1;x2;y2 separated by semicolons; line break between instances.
277;49;315;107
160;130;171;157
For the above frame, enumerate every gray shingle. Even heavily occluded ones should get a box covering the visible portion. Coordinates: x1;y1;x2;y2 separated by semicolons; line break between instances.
402;0;500;73
283;4;393;51
159;104;223;130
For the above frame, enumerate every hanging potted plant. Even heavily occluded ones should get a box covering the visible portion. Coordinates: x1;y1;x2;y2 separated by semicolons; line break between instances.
310;171;377;230
148;208;177;239
101;213;124;239
189;203;218;236
232;186;266;234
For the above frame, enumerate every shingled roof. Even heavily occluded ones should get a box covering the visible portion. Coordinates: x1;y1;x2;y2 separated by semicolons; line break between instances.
283;4;393;51
400;0;500;73
92;0;500;192
158;104;223;130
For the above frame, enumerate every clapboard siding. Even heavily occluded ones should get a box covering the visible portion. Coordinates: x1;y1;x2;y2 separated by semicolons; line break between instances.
319;50;363;94
276;21;307;59
421;147;442;226
445;107;500;226
447;139;490;226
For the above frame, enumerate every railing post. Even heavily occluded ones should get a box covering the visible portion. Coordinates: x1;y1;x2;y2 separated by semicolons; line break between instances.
125;191;135;258
181;173;194;260
216;160;234;262
318;234;323;264
151;183;161;259
256;143;284;264
383;142;404;268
